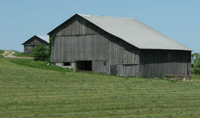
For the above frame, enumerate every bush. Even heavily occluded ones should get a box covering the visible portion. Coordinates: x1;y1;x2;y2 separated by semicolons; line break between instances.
32;45;50;61
191;64;194;68
192;68;200;75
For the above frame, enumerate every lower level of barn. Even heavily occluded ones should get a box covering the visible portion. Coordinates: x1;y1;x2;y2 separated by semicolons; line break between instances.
52;60;139;76
52;49;191;79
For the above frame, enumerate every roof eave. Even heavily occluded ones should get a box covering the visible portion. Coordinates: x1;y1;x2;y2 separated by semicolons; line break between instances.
22;35;37;45
140;47;192;51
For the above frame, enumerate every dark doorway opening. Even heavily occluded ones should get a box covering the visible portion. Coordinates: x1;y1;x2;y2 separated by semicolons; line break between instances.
76;61;92;72
63;62;71;66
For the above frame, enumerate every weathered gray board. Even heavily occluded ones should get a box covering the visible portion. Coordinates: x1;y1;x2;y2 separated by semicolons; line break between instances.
139;50;191;77
24;45;34;54
110;65;139;77
51;34;140;74
93;60;107;73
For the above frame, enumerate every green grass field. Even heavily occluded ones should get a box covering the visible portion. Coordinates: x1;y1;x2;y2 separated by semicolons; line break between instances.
1;55;200;118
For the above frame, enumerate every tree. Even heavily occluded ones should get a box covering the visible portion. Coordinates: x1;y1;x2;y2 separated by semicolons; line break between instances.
191;52;200;68
32;44;50;61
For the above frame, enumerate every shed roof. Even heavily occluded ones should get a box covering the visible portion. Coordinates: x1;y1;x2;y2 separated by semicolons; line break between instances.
22;35;49;45
49;14;191;51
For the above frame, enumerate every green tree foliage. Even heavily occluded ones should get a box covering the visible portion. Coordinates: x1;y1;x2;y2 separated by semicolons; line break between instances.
191;52;200;68
48;34;56;57
191;52;200;74
193;68;200;74
32;44;49;61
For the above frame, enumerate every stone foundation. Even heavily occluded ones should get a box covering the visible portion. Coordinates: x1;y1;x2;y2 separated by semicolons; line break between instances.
163;74;191;81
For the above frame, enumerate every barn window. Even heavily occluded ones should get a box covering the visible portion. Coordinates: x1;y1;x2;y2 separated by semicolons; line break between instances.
103;61;107;66
63;62;71;66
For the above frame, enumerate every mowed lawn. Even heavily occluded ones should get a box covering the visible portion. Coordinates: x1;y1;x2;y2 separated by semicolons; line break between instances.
1;55;200;117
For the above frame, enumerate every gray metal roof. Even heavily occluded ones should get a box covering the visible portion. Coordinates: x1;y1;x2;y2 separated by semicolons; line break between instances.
79;14;191;51
36;35;49;42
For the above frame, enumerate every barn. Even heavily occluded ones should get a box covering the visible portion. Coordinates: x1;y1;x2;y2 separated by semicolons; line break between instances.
48;14;191;78
22;35;49;54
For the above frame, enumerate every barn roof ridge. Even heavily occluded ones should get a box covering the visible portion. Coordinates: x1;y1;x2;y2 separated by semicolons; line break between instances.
77;13;136;20
48;14;191;51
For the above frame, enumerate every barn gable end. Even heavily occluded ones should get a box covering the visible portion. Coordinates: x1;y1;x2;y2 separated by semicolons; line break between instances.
49;15;104;37
49;15;140;75
23;36;47;45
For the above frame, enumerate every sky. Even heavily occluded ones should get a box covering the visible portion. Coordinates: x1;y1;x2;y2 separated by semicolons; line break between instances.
0;0;200;52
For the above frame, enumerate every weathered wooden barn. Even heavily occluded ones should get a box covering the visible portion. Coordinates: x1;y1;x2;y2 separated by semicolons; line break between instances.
48;14;191;78
22;35;49;54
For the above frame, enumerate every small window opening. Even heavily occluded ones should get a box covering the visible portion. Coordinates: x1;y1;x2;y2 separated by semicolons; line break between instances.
63;62;71;66
103;61;107;66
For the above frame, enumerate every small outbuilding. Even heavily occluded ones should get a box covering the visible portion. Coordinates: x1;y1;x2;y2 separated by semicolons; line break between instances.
22;35;49;54
48;14;191;78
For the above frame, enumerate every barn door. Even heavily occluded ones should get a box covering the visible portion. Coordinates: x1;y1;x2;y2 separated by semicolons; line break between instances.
76;61;92;72
110;65;117;75
110;65;123;76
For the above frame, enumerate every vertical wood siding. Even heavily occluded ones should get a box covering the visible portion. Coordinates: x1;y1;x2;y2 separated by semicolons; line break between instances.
51;35;109;62
110;65;139;77
139;50;191;77
24;45;33;54
93;61;107;73
53;15;100;36
50;34;140;75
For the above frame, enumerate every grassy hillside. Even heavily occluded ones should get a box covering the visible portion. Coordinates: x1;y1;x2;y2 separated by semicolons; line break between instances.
1;56;200;118
13;51;32;57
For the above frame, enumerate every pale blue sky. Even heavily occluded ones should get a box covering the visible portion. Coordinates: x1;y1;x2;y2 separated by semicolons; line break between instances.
0;0;200;52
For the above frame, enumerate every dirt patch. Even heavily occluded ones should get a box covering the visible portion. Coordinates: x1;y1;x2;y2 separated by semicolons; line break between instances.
2;50;33;59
